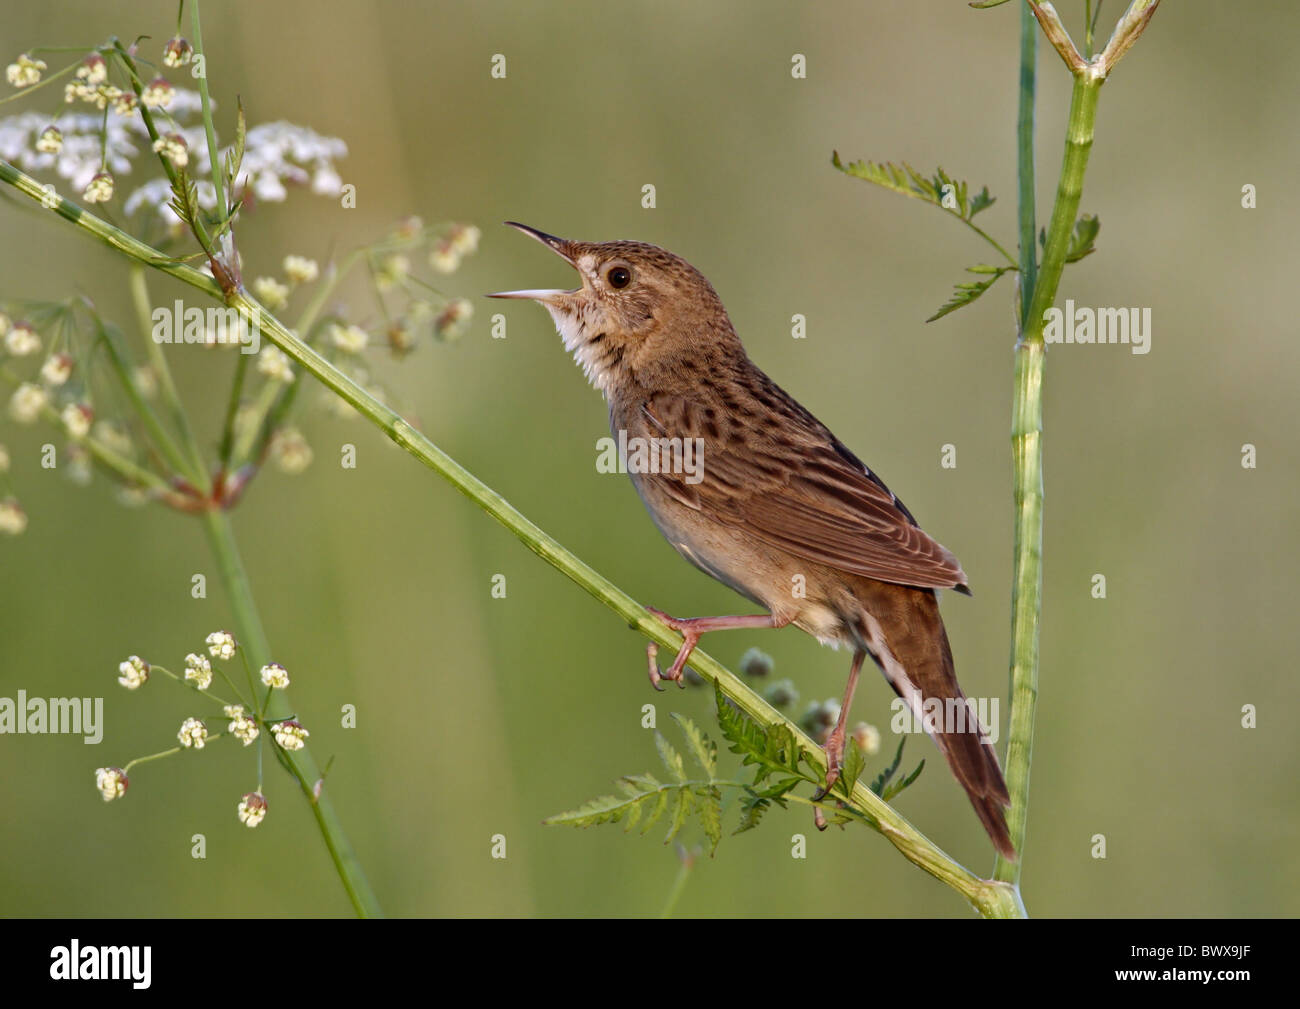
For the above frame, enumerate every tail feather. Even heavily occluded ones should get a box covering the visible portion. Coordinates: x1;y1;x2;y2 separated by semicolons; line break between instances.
852;581;1015;860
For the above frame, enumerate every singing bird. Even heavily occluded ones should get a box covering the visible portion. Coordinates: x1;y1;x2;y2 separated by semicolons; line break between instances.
490;223;1013;858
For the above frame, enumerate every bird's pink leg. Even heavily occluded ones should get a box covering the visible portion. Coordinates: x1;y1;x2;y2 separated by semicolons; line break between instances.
813;649;867;829
645;608;790;690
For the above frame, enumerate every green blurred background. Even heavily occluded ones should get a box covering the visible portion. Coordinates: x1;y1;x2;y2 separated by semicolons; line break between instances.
1;1;1297;918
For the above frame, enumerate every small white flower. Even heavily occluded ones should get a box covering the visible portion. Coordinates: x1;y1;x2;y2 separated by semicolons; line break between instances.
0;497;26;536
61;403;93;439
132;365;158;398
40;353;73;386
429;241;460;274
6;53;47;88
184;652;213;689
64;443;91;486
75;54;107;86
4;321;40;356
140;76;174;109
83;171;115;204
282;255;319;285
205;630;237;661
35;125;63;154
449;224;481;256
272;720;309;751
162;37;192;68
260;663;290;689
92;420;132;456
8;383;47;424
435;298;474;341
111;91;137;116
151;133;188;168
375;254;409;291
238;792;268;827
177;717;208;749
95;767;128;802
329;323;369;354
257;345;295;383
270;427;313;473
227;709;259;746
117;655;150;689
252;276;289;310
851;722;882;757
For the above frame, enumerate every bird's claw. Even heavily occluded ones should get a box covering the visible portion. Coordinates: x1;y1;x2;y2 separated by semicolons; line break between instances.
645;642;686;691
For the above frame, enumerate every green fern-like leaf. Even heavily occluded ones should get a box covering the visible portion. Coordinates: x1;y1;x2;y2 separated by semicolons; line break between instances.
926;264;1015;322
1040;213;1101;264
671;713;717;781
881;759;926;802
714;685;810;785
831;153;996;223
836;738;867;800
656;732;688;784
734;777;802;835
696;787;723;854
869;737;926;801
545;716;732;854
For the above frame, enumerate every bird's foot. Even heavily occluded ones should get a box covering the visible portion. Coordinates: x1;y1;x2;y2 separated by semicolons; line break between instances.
812;733;847;831
644;635;697;691
644;607;704;691
812;727;846;804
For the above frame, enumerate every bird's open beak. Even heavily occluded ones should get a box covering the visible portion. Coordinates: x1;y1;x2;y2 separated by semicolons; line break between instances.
486;222;578;301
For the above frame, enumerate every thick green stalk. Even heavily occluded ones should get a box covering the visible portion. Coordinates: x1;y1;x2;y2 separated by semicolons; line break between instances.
200;507;384;918
994;63;1103;888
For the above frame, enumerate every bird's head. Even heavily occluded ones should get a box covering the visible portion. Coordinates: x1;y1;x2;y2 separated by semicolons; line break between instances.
488;222;738;394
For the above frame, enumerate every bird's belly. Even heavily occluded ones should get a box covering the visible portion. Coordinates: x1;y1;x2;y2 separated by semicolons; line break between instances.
629;472;851;647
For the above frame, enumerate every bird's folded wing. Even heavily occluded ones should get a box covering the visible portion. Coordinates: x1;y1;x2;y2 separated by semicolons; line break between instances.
637;392;968;591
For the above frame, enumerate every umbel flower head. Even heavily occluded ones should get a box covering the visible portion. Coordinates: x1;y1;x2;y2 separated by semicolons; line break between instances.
117;655;150;689
5;53;47;88
238;791;268;828
184;652;213;689
95;767;128;802
260;663;290;689
225;705;259;746
272;720;308;751
177;717;208;749
205;630;237;661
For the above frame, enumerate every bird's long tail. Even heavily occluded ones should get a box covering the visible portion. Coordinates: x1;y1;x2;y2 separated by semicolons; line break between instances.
853;582;1015;859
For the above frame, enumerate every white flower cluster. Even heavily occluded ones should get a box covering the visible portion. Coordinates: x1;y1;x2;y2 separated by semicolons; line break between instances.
0;85;346;222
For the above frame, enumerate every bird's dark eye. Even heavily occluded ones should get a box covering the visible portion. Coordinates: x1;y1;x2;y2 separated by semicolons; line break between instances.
606;266;631;289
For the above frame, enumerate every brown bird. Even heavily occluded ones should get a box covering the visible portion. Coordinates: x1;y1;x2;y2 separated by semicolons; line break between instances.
490;223;1013;858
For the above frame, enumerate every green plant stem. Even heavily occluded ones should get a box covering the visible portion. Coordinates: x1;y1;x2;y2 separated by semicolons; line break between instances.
128;265;211;491
659;854;694;919
1016;0;1038;321
0;158;1018;918
189;2;228;222
199;506;384;918
994;52;1104;887
94;317;195;480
